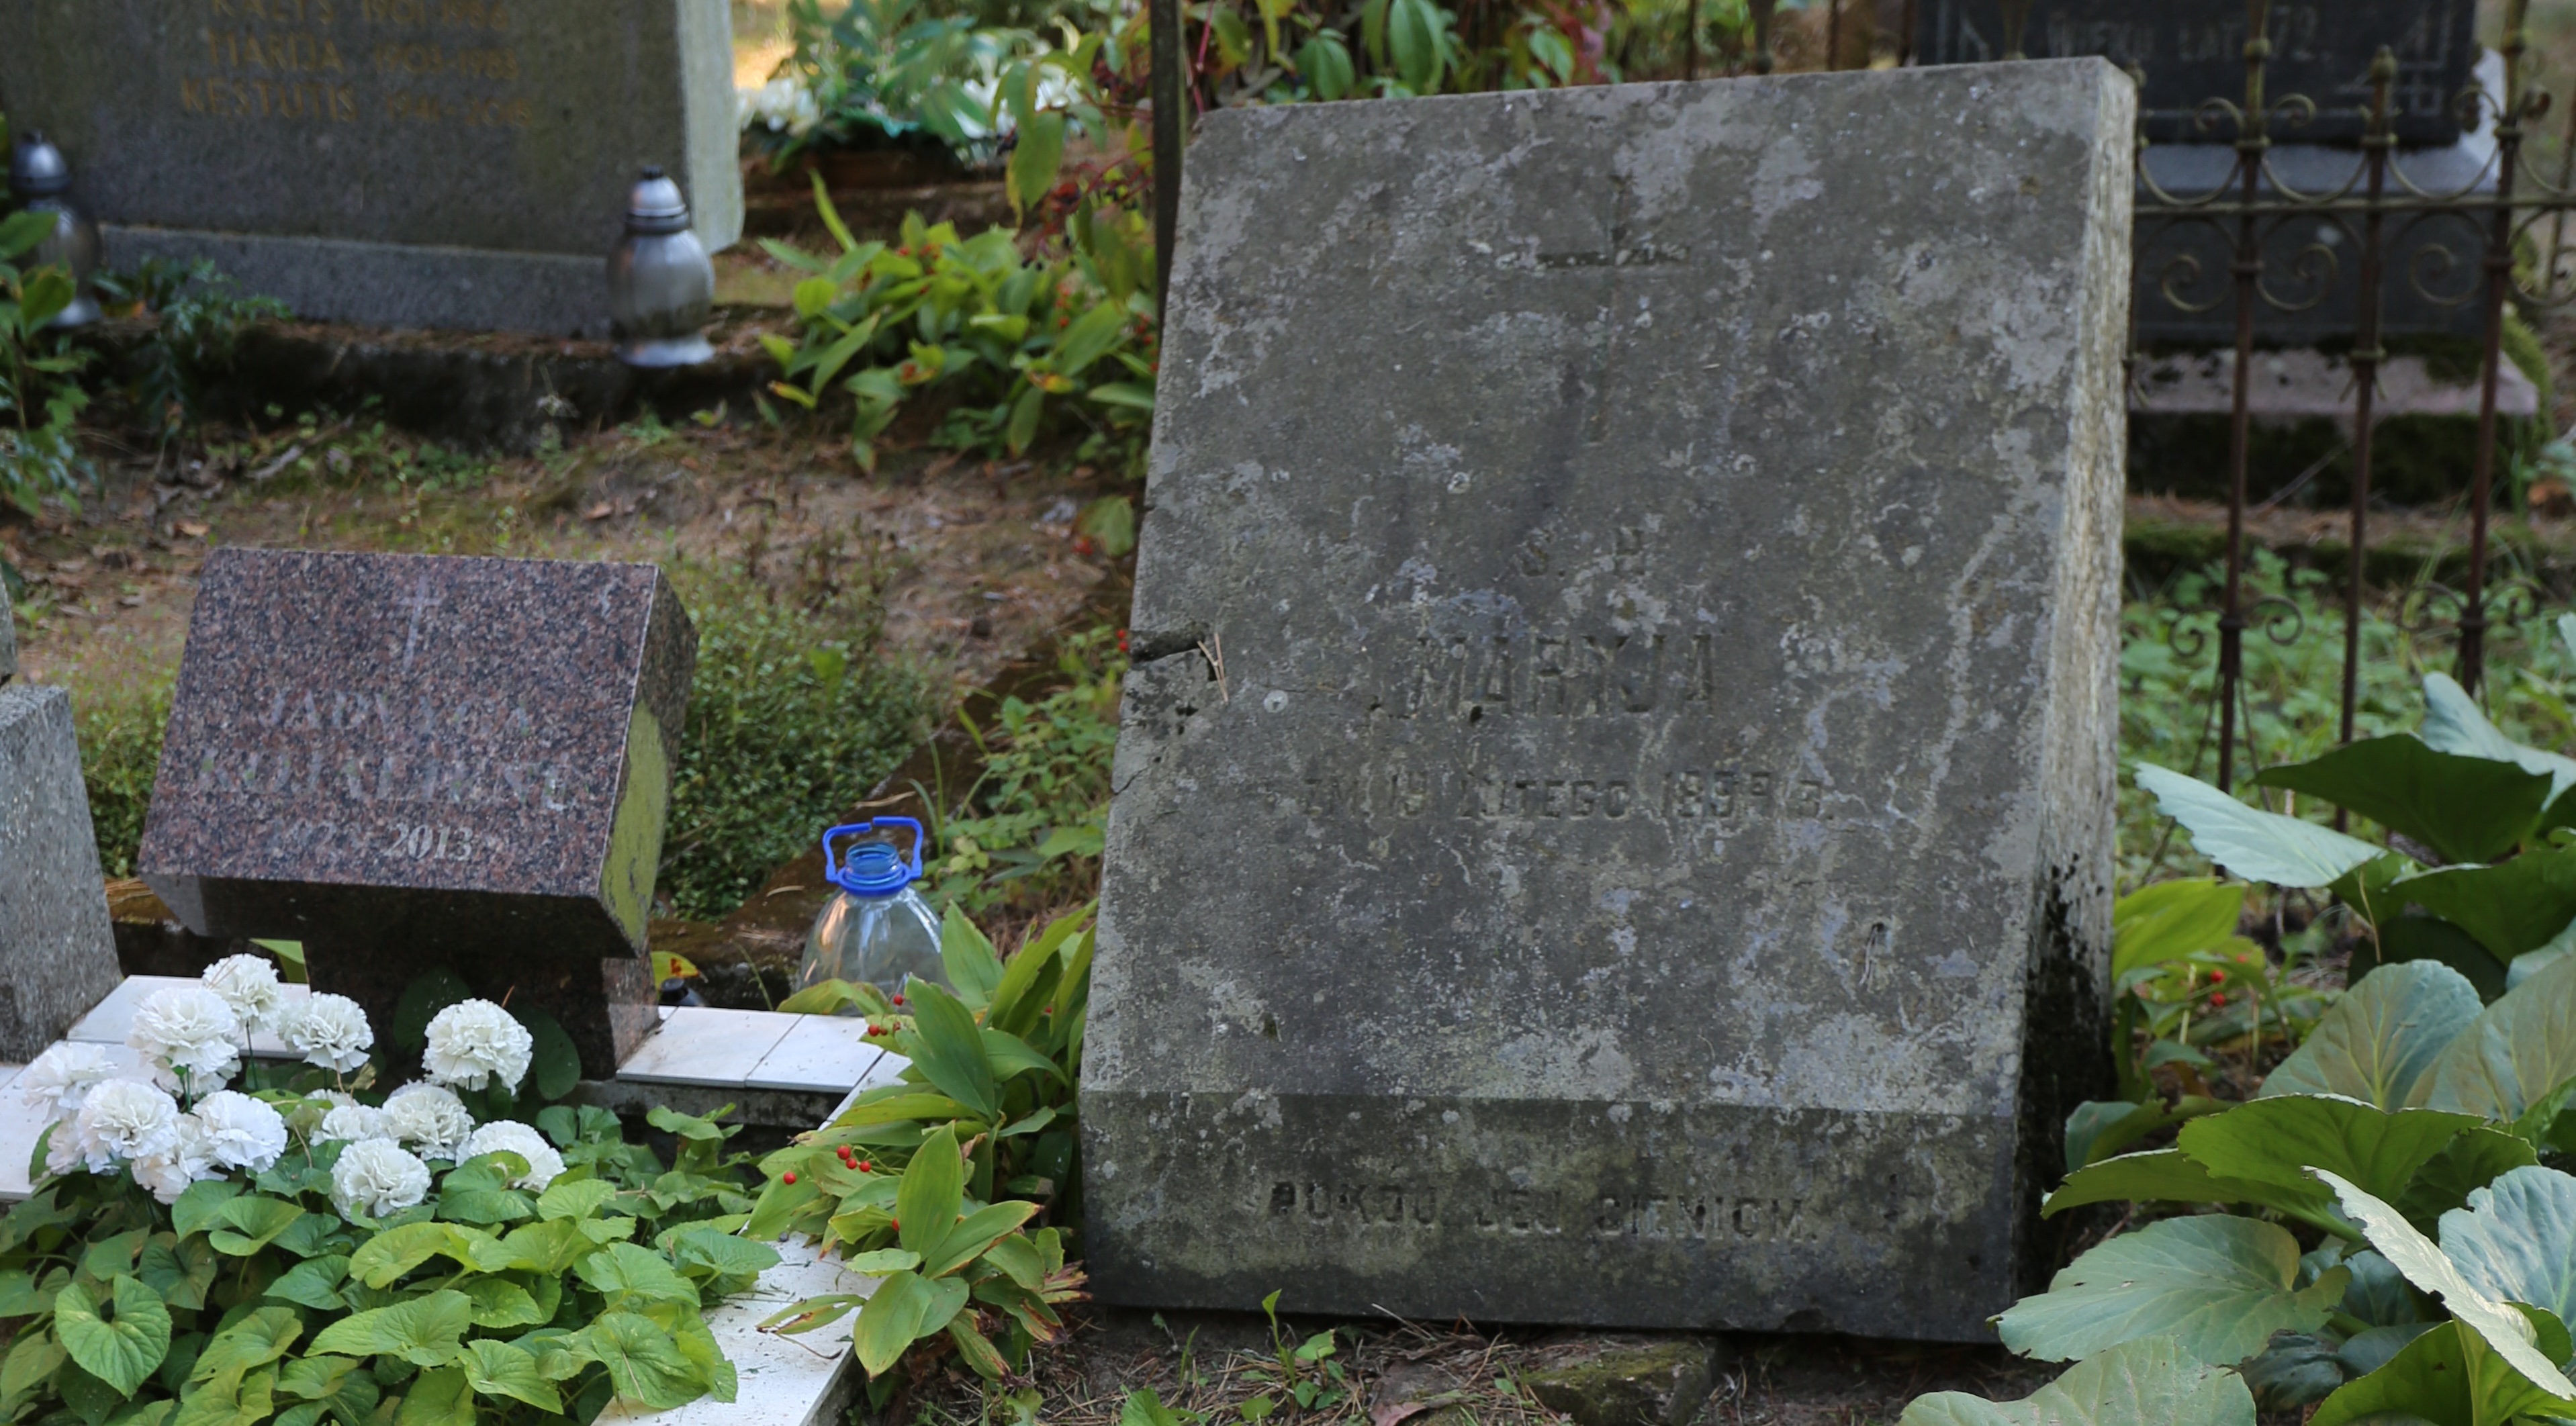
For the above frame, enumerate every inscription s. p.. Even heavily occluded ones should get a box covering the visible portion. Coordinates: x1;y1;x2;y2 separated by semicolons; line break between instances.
1262;1179;1816;1243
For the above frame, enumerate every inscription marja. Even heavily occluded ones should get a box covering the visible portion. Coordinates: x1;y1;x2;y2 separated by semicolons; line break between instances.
179;0;531;130
1264;1180;1817;1243
1383;627;1739;722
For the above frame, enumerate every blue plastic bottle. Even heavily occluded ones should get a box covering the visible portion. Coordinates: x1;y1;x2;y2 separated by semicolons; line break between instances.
798;818;946;1006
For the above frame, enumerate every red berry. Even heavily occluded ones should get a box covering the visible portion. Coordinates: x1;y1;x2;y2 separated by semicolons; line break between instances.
889;1218;900;1231
2209;970;2225;984
892;994;905;1006
2209;992;2228;1007
782;1172;797;1184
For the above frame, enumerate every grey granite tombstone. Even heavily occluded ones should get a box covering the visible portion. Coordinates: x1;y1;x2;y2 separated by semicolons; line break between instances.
1919;0;2475;144
0;0;739;336
1083;59;2131;1341
0;604;125;1059
137;549;696;1076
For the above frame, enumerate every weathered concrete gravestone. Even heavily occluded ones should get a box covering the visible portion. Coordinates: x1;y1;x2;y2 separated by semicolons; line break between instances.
138;549;696;1076
0;585;125;1060
0;0;740;335
1919;0;2476;144
1085;60;2131;1339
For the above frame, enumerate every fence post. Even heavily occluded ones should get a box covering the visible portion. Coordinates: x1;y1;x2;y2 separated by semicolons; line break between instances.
2217;0;2273;792
2462;0;2532;696
2341;49;2397;771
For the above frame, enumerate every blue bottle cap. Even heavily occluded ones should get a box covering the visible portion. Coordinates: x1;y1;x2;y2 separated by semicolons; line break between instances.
822;817;925;898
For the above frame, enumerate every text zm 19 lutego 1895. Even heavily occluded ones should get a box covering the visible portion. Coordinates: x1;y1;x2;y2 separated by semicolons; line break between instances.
0;951;783;1425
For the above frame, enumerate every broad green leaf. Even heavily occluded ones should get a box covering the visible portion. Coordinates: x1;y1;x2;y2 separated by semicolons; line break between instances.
2064;1098;2221;1173
922;1200;1042;1280
0;1330;64;1415
2308;1168;2576;1398
2043;1148;2284;1217
580;1313;703;1410
2397;848;2576;961
459;1278;545;1329
2262;961;2481;1107
514;1009;580;1102
2420;672;2576;807
1995;1216;2347;1365
0;210;56;261
2363;913;2506;1003
1006;110;1067;217
308;1290;473;1366
1087;381;1157;411
1004;383;1044;456
2415;952;2576;1120
393;1364;474;1426
497;1219;592;1276
273;1356;360;1403
664;1226;780;1283
2113;880;2248;980
852;1271;970;1377
841;1249;921;1275
792;277;839;320
2252;735;2554;865
906;983;999;1120
56;1278;171;1398
20;269;73;332
2397;1127;2540;1232
1898;1336;2253;1426
349;1221;499;1288
938;904;1005;1008
457;1341;559;1413
1052;303;1130;382
2135;764;2383;888
980;1028;1062;1083
2178;1095;2477;1215
2310;1317;2576;1426
2510;922;2576;990
574;1243;699;1309
2434;1163;2576;1329
898;1125;967;1261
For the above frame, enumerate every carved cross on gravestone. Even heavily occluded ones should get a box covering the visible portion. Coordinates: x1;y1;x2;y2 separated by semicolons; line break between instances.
138;549;697;1078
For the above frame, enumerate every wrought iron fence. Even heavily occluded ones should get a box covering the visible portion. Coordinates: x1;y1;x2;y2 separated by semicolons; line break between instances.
1142;0;2572;793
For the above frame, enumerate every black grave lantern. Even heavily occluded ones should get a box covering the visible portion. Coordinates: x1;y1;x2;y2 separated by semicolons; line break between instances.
8;132;101;329
606;165;715;367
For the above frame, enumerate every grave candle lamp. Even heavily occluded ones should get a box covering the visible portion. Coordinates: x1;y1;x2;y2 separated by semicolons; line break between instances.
7;133;102;329
606;165;716;367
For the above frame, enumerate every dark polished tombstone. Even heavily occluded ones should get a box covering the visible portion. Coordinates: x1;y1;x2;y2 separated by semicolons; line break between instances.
1918;0;2477;145
138;549;695;1076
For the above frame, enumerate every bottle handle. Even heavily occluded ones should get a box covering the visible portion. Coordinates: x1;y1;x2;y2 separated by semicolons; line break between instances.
821;817;925;886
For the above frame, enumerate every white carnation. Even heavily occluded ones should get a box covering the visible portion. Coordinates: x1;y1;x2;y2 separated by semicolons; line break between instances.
201;954;285;1033
130;1115;217;1204
316;1101;388;1145
128;986;242;1094
19;1043;119;1116
460;1120;565;1191
422;1000;531;1092
330;1138;430;1220
382;1082;473;1159
193;1091;289;1172
75;1080;181;1169
280;993;374;1074
44;1116;88;1177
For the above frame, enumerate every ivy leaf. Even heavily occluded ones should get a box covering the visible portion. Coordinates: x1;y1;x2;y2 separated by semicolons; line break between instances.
138;1237;220;1314
171;1182;245;1241
537;1180;618;1223
663;1225;780;1286
56;1278;172;1397
2135;764;2383;888
187;1306;301;1390
392;1364;474;1426
573;1243;700;1309
350;1223;507;1288
2260;961;2482;1108
459;1279;545;1330
580;1313;703;1410
512;1329;590;1382
1996;1217;2348;1366
1898;1336;2253;1426
457;1340;559;1413
205;1197;305;1257
261;1255;349;1312
308;1290;473;1367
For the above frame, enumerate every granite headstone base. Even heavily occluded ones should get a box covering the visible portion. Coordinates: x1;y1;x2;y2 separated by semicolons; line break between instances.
305;939;657;1081
106;228;613;338
0;685;124;1060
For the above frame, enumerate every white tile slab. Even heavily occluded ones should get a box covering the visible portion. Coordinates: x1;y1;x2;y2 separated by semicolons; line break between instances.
64;975;197;1045
821;1051;913;1126
746;1018;881;1094
616;1008;797;1088
597;1236;876;1426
